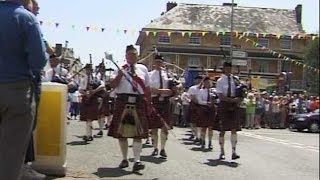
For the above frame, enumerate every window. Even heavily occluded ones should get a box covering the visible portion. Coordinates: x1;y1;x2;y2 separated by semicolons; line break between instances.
188;56;200;67
281;61;291;72
189;36;201;45
158;35;170;43
280;39;292;50
258;61;269;73
220;35;231;46
257;38;269;48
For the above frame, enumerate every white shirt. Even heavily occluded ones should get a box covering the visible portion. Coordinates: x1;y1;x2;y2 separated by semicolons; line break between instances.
111;63;150;95
79;74;105;91
216;74;236;97
196;88;211;105
45;64;69;82
188;84;201;103
149;69;170;97
181;91;191;105
70;91;81;103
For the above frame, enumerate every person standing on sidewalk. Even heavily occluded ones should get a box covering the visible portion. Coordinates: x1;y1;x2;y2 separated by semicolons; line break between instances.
108;45;151;172
214;62;242;160
0;0;47;179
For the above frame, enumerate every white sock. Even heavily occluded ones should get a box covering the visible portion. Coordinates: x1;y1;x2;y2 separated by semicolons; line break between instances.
132;139;142;162
231;133;237;154
219;135;225;154
98;118;105;131
118;139;128;160
151;129;158;149
160;130;167;150
86;121;93;137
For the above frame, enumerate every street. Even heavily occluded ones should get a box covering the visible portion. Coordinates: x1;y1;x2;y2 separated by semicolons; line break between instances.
49;120;319;180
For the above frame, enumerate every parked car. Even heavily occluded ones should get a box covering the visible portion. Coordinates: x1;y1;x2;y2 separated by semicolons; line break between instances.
289;109;319;133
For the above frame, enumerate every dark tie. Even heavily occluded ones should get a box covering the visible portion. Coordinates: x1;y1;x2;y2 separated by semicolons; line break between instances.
159;69;163;89
227;75;231;97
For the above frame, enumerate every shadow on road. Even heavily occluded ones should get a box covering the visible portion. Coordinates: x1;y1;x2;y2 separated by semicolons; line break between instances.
190;147;212;153
93;167;133;178
66;141;89;146
204;159;239;168
129;155;167;164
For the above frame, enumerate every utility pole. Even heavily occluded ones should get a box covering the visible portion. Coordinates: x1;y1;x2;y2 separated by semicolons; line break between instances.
230;0;235;63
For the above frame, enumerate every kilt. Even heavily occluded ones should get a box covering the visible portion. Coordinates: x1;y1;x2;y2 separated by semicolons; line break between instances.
189;102;201;124
107;97;115;115
213;101;241;131
107;94;149;139
99;93;110;116
196;104;216;127
148;97;172;129
80;96;100;121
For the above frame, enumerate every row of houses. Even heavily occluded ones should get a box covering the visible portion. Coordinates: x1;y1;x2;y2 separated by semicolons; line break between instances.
135;2;317;92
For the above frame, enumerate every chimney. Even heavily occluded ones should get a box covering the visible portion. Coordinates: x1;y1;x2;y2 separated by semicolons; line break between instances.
222;2;237;6
167;1;177;12
295;4;302;24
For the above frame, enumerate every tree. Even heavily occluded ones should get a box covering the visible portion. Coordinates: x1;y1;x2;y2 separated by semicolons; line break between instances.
304;38;319;95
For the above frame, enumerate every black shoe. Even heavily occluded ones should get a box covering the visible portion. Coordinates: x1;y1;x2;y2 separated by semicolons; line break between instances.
208;143;213;150
97;130;103;136
189;134;195;140
119;159;129;168
232;153;240;160
219;153;225;160
82;136;89;141
88;136;93;141
132;162;145;172
160;149;167;158
151;148;158;156
105;124;109;130
145;139;150;144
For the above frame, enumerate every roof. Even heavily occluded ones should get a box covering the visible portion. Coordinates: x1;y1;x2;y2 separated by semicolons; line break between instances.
143;3;304;35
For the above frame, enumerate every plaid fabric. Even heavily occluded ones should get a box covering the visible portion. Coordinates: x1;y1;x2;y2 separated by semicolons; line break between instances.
189;102;200;124
148;98;172;129
80;97;100;121
195;105;216;127
213;101;241;131
107;94;149;139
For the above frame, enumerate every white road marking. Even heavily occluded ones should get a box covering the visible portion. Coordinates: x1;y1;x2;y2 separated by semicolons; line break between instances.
238;131;319;153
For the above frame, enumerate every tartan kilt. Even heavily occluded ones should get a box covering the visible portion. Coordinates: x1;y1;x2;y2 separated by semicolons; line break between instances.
213;101;241;131
196;105;216;127
190;102;200;124
107;95;149;139
107;97;115;115
99;95;109;116
80;96;100;121
148;98;172;129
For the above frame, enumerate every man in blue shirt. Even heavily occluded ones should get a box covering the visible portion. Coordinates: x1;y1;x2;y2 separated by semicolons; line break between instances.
0;0;47;179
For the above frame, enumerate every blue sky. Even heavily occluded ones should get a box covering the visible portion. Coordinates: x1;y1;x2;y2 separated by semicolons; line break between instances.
37;0;319;66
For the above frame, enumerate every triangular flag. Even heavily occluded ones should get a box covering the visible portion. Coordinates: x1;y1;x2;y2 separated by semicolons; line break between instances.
312;36;316;40
216;32;219;36
188;32;192;36
86;26;90;31
168;31;172;36
245;38;250;42
72;25;75;30
239;35;243;39
291;35;295;39
55;23;59;28
278;54;282;58
263;33;267;38
303;64;307;68
101;28;105;32
272;51;276;55
47;21;52;26
182;32;186;36
145;31;150;36
277;34;281;39
153;31;157;36
235;31;239;37
124;29;128;34
116;29;120;33
256;33;259;38
39;21;43;25
222;32;226;36
202;32;207;36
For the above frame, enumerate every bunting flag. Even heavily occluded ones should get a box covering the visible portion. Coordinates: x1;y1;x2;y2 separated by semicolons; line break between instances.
182;32;186;37
235;31;239;37
72;25;75;30
168;31;172;36
236;35;319;73
86;26;90;31
39;21;43;26
202;32;207;36
101;27;105;32
124;29;128;34
188;32;192;37
152;31;157;36
55;23;59;28
145;31;150;36
216;32;219;36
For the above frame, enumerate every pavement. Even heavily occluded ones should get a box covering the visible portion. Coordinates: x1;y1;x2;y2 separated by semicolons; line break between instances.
46;119;319;180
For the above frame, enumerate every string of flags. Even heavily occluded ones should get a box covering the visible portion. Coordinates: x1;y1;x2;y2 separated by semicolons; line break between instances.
38;20;319;40
235;33;320;74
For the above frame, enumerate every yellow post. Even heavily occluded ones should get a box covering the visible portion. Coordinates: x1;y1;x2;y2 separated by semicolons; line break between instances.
32;82;67;176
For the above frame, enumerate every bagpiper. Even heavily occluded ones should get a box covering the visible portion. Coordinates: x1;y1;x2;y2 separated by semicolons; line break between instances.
148;54;174;158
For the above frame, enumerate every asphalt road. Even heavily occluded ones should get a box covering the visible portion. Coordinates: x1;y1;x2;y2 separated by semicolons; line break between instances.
48;120;319;180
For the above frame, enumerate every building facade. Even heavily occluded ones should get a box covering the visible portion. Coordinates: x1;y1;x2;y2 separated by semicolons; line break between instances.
136;2;316;91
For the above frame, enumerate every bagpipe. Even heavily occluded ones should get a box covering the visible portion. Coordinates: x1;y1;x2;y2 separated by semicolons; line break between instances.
233;76;248;98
